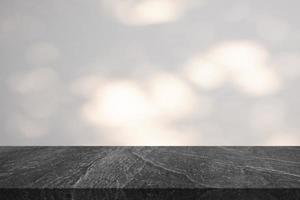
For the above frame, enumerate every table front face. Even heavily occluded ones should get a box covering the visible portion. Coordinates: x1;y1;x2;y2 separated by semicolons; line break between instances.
0;147;299;189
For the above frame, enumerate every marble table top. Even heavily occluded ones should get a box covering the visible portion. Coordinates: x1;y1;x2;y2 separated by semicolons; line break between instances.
0;147;299;199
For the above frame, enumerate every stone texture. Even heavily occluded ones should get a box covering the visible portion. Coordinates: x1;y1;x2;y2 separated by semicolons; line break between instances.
0;147;299;199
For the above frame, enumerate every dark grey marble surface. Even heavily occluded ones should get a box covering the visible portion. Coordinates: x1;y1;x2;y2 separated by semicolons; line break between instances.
0;147;299;188
0;147;299;199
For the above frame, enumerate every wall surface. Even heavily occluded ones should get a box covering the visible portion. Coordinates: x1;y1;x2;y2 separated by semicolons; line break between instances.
1;0;300;145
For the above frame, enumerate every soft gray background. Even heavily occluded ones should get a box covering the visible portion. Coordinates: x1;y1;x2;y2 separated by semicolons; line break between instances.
1;0;299;145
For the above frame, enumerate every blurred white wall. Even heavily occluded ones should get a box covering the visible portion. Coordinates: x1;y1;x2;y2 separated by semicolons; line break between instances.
1;0;300;145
